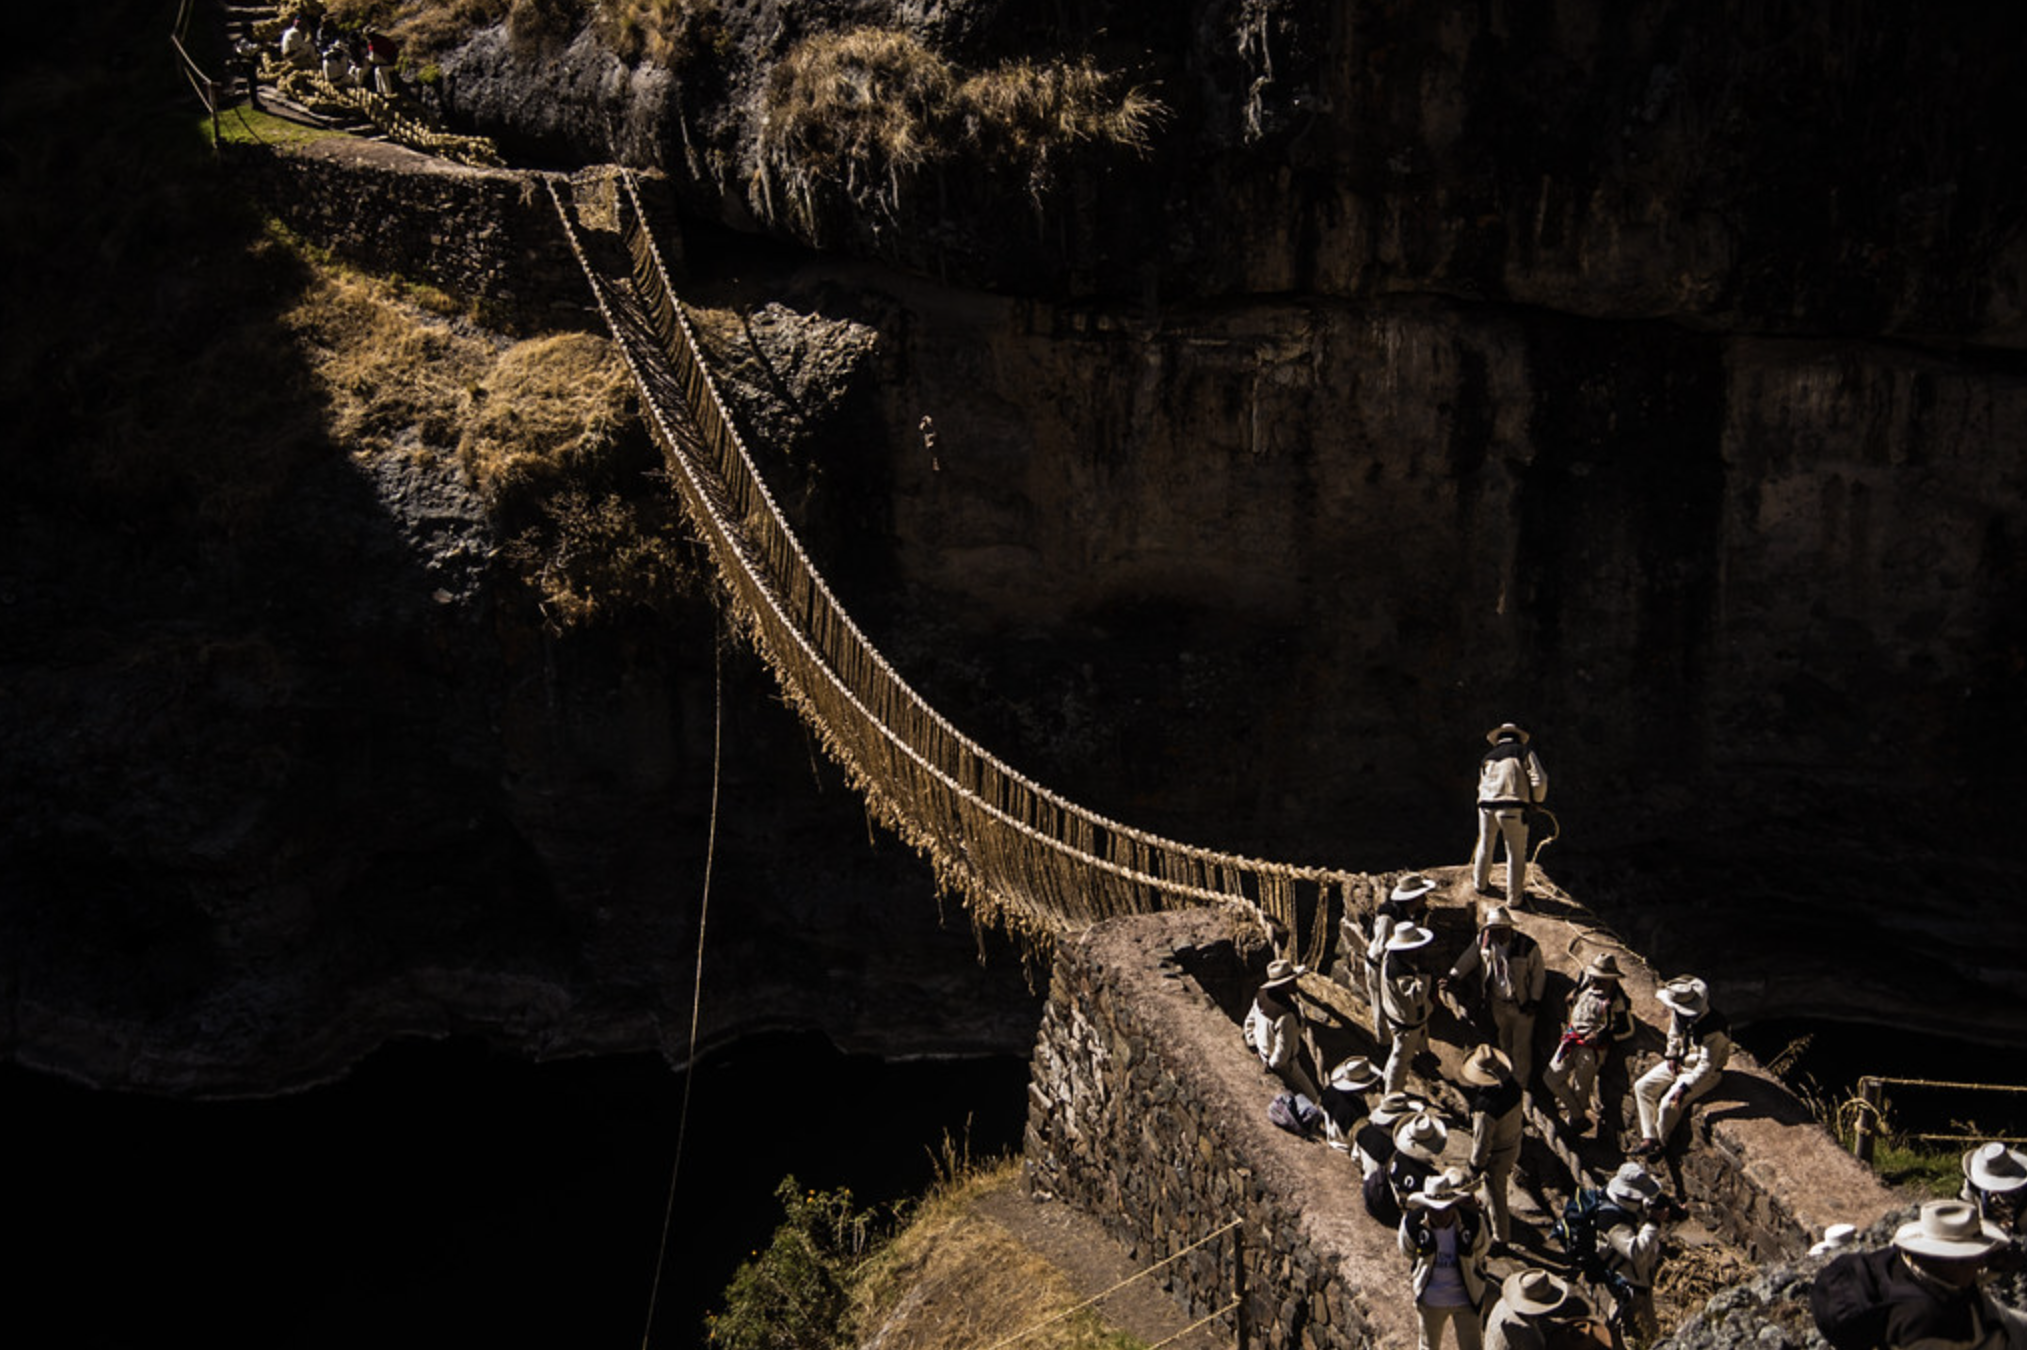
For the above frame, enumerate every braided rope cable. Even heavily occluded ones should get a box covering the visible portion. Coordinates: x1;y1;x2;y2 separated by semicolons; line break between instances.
552;173;1358;963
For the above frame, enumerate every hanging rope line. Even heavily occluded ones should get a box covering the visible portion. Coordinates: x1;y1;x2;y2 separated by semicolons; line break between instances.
638;619;727;1349
973;1219;1241;1350
544;168;1363;969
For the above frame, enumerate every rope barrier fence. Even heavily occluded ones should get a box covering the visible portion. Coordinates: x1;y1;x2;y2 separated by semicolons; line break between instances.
973;1219;1241;1350
1847;1073;2027;1164
541;167;1367;971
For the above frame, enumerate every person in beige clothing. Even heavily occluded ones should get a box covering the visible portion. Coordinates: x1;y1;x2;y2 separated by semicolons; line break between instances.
1629;975;1731;1159
1473;723;1547;906
1443;904;1548;1086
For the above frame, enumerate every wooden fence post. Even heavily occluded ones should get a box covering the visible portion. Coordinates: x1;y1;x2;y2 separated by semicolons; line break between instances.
1853;1076;1883;1164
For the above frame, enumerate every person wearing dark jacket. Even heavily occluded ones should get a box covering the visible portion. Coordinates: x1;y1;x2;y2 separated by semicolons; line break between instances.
1812;1200;2027;1350
1462;1044;1527;1246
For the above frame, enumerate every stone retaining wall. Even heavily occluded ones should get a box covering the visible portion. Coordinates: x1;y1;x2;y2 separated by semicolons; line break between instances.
225;138;675;329
1024;901;1899;1349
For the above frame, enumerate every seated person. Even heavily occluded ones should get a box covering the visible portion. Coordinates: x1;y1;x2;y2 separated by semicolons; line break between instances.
1245;958;1320;1100
1629;974;1730;1158
1319;1054;1383;1151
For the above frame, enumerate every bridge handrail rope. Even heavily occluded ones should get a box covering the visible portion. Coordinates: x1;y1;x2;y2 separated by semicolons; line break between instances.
973;1219;1241;1350
549;169;1362;963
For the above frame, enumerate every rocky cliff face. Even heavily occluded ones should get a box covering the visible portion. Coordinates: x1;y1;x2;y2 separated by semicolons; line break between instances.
5;0;2024;1097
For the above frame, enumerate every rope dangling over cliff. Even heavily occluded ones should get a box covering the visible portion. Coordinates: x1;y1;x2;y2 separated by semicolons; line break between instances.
545;169;1358;966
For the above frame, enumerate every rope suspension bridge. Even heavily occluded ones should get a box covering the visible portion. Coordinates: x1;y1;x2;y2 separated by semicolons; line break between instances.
544;169;1363;969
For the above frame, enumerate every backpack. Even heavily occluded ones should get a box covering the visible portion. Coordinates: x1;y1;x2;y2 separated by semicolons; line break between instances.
1268;1091;1324;1138
1553;1189;1635;1299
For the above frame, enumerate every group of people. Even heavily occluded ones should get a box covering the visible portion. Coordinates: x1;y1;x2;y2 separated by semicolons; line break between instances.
270;13;404;99
1243;722;1734;1347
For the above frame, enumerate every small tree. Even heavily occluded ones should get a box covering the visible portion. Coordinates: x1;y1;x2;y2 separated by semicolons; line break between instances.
706;1176;887;1349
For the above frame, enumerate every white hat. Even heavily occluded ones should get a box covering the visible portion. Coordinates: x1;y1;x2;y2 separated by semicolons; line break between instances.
1369;1092;1424;1128
1605;1161;1661;1208
1892;1200;2007;1260
1657;976;1710;1019
1963;1141;2027;1195
1385;923;1435;954
1486;723;1530;745
1808;1223;1859;1258
1328;1055;1382;1092
1260;958;1301;992
1407;1166;1475;1210
1500;1269;1577;1318
1582;952;1625;982
1480;904;1515;930
1460;1044;1514;1087
1391;874;1438;902
1394;1111;1449;1163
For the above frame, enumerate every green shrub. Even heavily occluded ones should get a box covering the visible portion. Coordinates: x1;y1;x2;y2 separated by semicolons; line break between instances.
706;1176;893;1349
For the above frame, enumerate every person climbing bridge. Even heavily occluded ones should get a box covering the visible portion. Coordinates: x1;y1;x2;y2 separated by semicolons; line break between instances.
1365;873;1439;1041
1543;952;1633;1139
1461;1043;1527;1248
1442;903;1548;1086
1628;974;1731;1160
1245;958;1322;1100
1474;723;1548;908
1377;921;1438;1095
1401;1166;1495;1350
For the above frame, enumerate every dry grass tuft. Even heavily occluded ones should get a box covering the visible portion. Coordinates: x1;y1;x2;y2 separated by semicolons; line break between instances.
851;1159;1147;1350
754;27;1165;237
278;235;694;628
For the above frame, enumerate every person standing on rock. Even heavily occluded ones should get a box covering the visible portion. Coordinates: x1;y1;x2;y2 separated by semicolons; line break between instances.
1461;1044;1527;1248
1366;873;1439;1040
1442;903;1548;1086
1474;724;1548;907
1401;1167;1494;1350
1629;975;1731;1160
1544;953;1634;1138
1246;958;1322;1100
1378;922;1438;1095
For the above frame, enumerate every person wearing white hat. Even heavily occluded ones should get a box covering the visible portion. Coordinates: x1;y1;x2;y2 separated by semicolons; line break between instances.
1461;1044;1526;1245
1245;958;1321;1100
1378;922;1438;1095
1364;874;1439;1041
1372;1110;1452;1227
1473;724;1548;907
1443;903;1548;1086
1483;1269;1589;1350
1354;1090;1427;1182
1629;974;1732;1159
1543;952;1634;1136
1597;1161;1668;1340
1812;1200;2024;1350
1319;1054;1384;1151
1400;1166;1493;1350
1961;1141;2027;1234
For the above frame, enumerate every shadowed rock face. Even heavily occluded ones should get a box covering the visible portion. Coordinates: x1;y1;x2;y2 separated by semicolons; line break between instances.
4;2;2025;1097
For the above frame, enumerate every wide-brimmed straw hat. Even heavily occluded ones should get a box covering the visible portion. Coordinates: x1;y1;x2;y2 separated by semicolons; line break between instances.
1260;958;1302;992
1394;1111;1449;1163
1369;1092;1424;1128
1657;976;1710;1019
1808;1223;1859;1258
1328;1055;1383;1092
1605;1161;1661;1208
1486;723;1530;745
1386;923;1435;954
1963;1141;2027;1195
1892;1200;2008;1260
1460;1044;1514;1087
1500;1269;1577;1318
1408;1166;1474;1210
1391;874;1439;903
1480;904;1515;931
1582;952;1625;982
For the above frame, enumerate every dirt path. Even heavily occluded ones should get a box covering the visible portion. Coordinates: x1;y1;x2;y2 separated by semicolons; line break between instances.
970;1182;1230;1350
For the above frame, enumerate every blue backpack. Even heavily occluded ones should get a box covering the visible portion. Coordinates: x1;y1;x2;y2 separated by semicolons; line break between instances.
1268;1092;1324;1138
